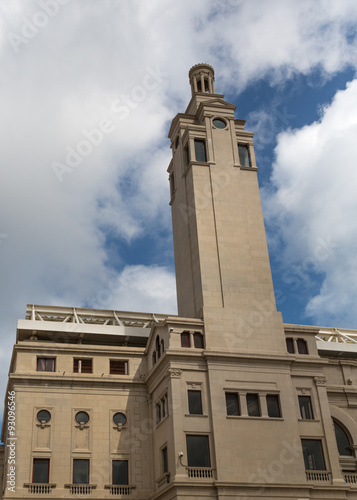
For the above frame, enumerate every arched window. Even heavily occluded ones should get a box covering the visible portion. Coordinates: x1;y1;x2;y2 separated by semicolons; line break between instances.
334;420;353;456
156;335;161;358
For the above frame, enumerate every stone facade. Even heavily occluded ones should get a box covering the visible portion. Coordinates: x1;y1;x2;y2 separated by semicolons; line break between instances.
1;64;357;500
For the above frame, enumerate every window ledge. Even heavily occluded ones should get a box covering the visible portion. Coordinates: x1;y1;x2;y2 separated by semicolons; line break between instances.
226;415;283;421
240;166;258;171
298;418;320;422
185;414;208;418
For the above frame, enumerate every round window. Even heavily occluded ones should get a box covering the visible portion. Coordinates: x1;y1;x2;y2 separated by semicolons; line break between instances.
113;412;127;426
37;410;51;423
213;118;226;129
75;411;89;425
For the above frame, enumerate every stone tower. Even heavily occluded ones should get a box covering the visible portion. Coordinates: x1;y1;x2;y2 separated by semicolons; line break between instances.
168;63;286;354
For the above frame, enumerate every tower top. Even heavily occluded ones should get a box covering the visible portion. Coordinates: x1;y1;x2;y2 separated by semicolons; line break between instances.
188;63;215;96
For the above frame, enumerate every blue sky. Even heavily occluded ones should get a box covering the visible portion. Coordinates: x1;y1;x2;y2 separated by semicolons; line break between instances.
1;0;357;406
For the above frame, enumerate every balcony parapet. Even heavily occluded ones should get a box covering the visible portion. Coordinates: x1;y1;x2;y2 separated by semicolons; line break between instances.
24;483;56;494
305;470;331;482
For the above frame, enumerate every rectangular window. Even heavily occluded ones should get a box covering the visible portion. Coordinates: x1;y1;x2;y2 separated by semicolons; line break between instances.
297;338;308;354
73;358;92;374
162;447;168;474
188;390;203;415
267;394;281;418
36;357;56;372
246;393;261;417
194;139;207;162
112;460;128;485
286;338;295;353
110;360;128;375
238;144;250;167
73;459;89;484
33;459;49;483
193;332;204;348
156;394;168;424
169;172;175;199
225;393;240;416
186;435;210;467
299;395;314;420
181;332;190;348
301;439;326;470
183;144;189;165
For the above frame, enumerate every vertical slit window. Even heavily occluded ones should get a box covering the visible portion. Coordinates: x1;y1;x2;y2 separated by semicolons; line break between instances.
246;393;261;417
286;338;295;353
181;332;190;348
194;139;207;162
267;394;281;418
193;333;204;348
225;393;240;416
238;144;250;167
162;447;168;474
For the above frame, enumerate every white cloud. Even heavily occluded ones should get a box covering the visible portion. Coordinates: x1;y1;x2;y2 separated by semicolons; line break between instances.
265;79;357;326
1;0;357;408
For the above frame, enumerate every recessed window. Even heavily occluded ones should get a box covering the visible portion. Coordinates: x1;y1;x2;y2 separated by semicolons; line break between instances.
73;459;89;484
152;352;156;365
73;358;92;374
334;421;353;456
175;135;179;149
194;139;207;162
37;410;51;424
193;332;204;348
162;447;168;474
37;357;56;372
238;144;250;167
183;144;189;165
299;395;314;420
188;390;203;415
213;118;226;129
110;360;128;375
225;393;240;416
197;78;209;93
33;459;49;483
161;339;165;353
297;339;308;354
113;412;127;426
75;411;89;425
301;439;326;470
181;332;190;348
156;394;168;424
246;393;261;417
286;338;295;353
186;435;211;467
112;460;128;485
267;395;281;418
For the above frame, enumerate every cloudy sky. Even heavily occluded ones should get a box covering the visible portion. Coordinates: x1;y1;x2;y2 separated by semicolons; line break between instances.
1;0;357;405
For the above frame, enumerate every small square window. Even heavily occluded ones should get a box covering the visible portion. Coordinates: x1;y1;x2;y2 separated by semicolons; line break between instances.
267;394;281;418
299;395;314;420
37;357;56;372
33;459;49;483
238;144;250;167
73;459;89;484
297;339;308;354
225;393;240;416
112;460;128;485
193;333;204;349
181;332;190;348
110;360;128;375
286;338;295;353
247;393;261;417
194;139;207;162
73;358;92;374
188;390;202;415
301;439;326;470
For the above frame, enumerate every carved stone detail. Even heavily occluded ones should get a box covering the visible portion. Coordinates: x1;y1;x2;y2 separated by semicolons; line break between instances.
314;376;327;387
